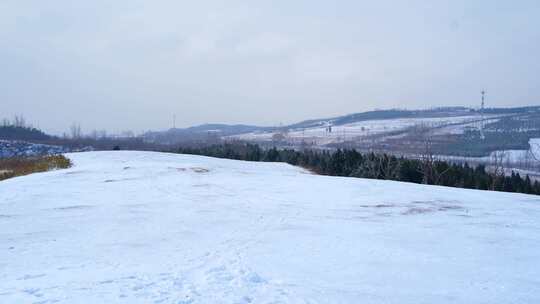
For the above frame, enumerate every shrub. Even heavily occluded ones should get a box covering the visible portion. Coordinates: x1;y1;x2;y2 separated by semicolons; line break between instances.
0;155;72;181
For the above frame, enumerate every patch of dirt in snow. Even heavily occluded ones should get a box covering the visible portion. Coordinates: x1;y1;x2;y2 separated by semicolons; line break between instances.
103;177;140;183
64;170;88;175
332;201;467;219
401;207;437;215
53;205;94;211
17;274;47;281
192;183;212;188
170;167;188;172
402;201;465;216
191;167;210;173
359;203;395;208
168;167;210;173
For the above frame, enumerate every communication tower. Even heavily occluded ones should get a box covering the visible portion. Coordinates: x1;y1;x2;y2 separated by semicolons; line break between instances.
479;90;486;140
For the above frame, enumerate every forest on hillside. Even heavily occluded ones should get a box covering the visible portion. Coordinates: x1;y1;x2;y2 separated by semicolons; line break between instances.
176;143;540;196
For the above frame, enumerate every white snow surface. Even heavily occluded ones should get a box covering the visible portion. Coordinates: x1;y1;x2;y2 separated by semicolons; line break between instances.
1;151;539;304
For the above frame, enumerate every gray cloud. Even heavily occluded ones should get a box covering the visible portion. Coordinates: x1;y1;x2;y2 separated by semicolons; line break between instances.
1;0;539;134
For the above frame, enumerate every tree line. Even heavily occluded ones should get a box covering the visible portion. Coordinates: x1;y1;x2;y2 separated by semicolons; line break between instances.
176;143;540;196
0;116;51;141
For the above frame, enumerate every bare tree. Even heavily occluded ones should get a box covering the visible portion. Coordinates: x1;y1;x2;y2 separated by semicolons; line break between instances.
380;154;401;180
490;150;508;190
517;148;535;172
70;123;82;139
528;140;540;172
418;136;436;184
417;135;450;184
121;130;135;138
98;130;107;139
530;141;540;162
90;130;99;140
13;115;26;128
272;132;286;144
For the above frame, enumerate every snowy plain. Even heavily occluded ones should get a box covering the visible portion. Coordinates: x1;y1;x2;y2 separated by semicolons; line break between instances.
1;151;539;303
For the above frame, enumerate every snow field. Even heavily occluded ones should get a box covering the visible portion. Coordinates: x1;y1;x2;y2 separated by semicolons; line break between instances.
1;151;539;303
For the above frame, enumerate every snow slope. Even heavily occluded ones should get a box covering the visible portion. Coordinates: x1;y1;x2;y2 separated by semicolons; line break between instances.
1;151;539;303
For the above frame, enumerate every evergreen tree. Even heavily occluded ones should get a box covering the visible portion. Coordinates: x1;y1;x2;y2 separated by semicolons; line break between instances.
174;143;539;196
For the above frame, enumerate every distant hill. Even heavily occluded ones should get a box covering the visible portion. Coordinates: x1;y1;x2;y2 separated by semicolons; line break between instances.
144;124;275;144
144;106;532;142
183;124;274;135
0;125;53;141
287;107;474;130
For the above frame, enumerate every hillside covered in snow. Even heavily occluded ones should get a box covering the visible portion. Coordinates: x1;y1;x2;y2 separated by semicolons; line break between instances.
1;151;539;303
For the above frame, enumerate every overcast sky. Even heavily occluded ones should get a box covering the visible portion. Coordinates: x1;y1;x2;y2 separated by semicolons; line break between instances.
1;1;539;134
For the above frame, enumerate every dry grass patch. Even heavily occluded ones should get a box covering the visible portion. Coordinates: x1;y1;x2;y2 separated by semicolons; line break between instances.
0;155;72;181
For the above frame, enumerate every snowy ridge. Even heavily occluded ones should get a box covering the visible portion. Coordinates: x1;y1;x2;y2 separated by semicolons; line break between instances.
1;151;539;303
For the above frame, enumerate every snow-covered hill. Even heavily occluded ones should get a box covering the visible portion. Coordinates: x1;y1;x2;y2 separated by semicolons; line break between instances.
229;115;495;144
1;151;539;303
